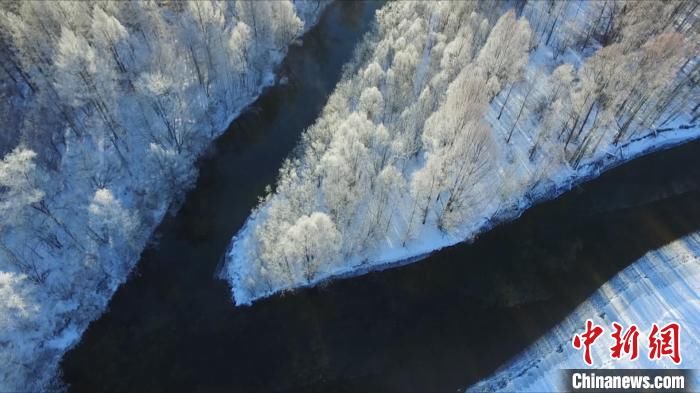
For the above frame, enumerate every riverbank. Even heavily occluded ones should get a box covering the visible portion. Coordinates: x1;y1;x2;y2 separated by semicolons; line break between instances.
226;123;700;305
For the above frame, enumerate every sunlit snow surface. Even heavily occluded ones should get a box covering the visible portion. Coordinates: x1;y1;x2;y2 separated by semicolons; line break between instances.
468;232;700;392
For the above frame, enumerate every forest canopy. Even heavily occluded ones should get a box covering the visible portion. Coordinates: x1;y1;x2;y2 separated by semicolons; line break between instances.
0;1;325;390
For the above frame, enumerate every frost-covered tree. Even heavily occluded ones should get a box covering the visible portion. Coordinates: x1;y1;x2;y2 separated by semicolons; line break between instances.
477;10;532;100
87;189;135;247
0;148;44;229
280;212;342;283
0;148;50;282
531;64;576;160
412;65;495;232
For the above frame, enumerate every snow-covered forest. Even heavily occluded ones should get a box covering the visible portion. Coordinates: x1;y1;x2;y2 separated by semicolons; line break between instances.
224;0;700;305
0;1;326;390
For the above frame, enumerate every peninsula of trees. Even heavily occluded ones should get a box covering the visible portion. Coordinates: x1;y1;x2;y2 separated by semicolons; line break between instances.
224;0;699;305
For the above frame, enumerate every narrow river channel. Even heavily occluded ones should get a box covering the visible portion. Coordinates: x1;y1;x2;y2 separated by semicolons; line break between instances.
61;2;700;392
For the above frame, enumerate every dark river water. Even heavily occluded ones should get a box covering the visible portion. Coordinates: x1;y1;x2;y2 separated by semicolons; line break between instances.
61;2;700;392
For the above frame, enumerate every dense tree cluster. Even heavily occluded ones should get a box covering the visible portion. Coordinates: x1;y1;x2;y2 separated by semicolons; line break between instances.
226;0;699;305
0;1;325;390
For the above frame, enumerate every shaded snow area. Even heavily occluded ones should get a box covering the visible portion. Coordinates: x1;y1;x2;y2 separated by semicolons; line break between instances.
468;232;700;392
0;1;327;390
224;0;699;306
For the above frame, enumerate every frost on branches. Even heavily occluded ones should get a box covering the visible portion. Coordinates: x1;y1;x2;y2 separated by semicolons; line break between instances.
224;0;699;305
0;1;327;390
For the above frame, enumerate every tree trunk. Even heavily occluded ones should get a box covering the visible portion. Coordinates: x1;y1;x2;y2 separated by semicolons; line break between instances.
507;85;533;143
498;83;514;120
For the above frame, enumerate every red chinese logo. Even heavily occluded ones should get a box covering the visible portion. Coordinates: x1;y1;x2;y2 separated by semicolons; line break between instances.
648;322;681;364
572;319;604;366
572;320;681;366
610;322;640;361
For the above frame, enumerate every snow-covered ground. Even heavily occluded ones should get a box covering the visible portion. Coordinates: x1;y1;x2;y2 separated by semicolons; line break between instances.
468;231;700;392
